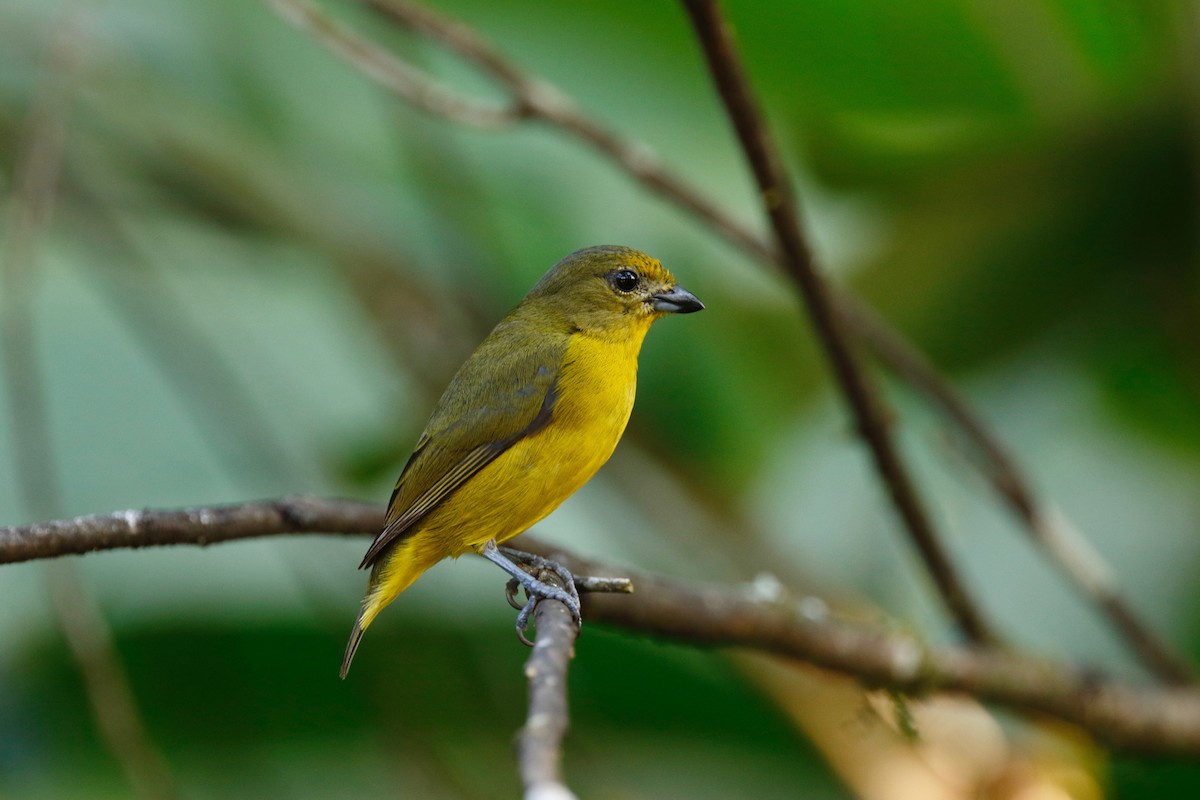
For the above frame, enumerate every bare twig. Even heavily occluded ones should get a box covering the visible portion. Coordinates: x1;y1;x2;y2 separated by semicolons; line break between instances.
850;305;1194;683
3;498;1200;755
517;570;580;800
0;496;382;564
267;0;521;128
266;0;1190;684
679;0;992;644
359;0;773;260
575;575;633;594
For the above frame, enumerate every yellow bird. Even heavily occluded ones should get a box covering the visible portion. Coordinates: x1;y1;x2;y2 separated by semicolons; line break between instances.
341;245;703;677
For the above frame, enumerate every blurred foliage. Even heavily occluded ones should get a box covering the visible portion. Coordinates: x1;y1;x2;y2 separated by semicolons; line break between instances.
2;0;1200;797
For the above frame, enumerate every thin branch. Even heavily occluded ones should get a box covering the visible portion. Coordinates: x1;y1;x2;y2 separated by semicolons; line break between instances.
849;305;1194;683
517;570;580;800
0;496;382;564
272;0;1192;685
678;0;993;644
360;0;773;261
528;542;1200;758
3;499;1200;755
267;0;522;128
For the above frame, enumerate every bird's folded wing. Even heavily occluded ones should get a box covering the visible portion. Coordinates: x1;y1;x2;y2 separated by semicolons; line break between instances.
359;328;565;568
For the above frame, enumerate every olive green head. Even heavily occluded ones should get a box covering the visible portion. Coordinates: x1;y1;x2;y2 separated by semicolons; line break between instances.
522;245;703;334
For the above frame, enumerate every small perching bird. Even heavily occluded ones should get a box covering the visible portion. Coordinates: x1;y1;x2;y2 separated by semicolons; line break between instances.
341;245;703;677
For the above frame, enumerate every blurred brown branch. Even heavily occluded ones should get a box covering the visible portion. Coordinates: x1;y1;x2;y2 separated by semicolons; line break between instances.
268;0;521;128
258;0;1193;684
4;497;1200;756
678;0;992;645
855;306;1196;684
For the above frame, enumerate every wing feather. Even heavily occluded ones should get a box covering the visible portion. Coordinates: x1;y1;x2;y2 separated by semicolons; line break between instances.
359;323;565;568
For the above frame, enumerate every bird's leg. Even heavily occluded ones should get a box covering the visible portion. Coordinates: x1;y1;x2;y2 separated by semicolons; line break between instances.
480;540;581;644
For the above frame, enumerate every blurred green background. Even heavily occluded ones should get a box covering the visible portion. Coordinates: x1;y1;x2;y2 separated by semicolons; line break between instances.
2;0;1199;797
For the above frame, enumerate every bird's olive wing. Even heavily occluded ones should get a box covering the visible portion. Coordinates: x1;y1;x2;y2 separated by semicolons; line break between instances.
358;326;566;568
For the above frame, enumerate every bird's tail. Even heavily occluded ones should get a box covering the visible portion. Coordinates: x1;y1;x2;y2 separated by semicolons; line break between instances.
339;543;430;679
339;620;367;680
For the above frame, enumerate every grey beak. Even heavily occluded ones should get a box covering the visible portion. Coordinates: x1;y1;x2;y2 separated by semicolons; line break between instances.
650;285;705;314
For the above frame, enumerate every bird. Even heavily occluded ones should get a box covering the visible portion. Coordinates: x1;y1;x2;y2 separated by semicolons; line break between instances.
340;245;704;678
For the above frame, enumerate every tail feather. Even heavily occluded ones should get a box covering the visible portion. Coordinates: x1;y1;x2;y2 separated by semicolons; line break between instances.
340;618;367;679
340;589;386;679
339;540;432;679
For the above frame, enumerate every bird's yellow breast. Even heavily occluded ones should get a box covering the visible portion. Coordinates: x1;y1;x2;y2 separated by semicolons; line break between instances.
400;320;651;565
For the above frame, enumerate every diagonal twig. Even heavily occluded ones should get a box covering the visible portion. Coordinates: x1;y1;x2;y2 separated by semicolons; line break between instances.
679;0;992;644
268;0;521;128
361;0;771;259
850;306;1194;683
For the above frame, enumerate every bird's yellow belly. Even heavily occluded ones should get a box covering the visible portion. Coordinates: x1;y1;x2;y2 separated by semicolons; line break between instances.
402;329;642;564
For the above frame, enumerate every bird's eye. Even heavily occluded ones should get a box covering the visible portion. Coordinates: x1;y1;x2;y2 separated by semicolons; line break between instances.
610;269;640;293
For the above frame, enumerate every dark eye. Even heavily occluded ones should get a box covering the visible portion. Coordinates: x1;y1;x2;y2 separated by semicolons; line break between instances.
610;269;640;293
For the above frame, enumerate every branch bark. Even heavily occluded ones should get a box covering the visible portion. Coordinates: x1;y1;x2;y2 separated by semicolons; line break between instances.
4;498;1200;756
517;570;580;800
524;541;1200;757
0;496;383;564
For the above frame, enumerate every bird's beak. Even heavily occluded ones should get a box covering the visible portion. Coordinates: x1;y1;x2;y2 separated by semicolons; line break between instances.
650;285;705;314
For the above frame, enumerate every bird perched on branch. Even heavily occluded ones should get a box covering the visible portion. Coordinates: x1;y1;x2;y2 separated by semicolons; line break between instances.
341;245;703;677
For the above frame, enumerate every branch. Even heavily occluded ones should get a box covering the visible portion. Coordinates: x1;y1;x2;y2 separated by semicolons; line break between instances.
264;0;1190;678
267;0;522;128
678;0;993;644
4;498;1200;755
517;570;580;800
0;496;382;564
850;304;1195;684
358;0;771;261
524;542;1200;757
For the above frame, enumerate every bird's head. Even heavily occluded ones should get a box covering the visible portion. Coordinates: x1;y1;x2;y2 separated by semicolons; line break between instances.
524;245;704;335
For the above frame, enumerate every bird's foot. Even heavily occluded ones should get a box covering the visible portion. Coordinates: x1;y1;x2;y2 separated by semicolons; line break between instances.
498;545;580;609
481;541;581;646
504;577;563;645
